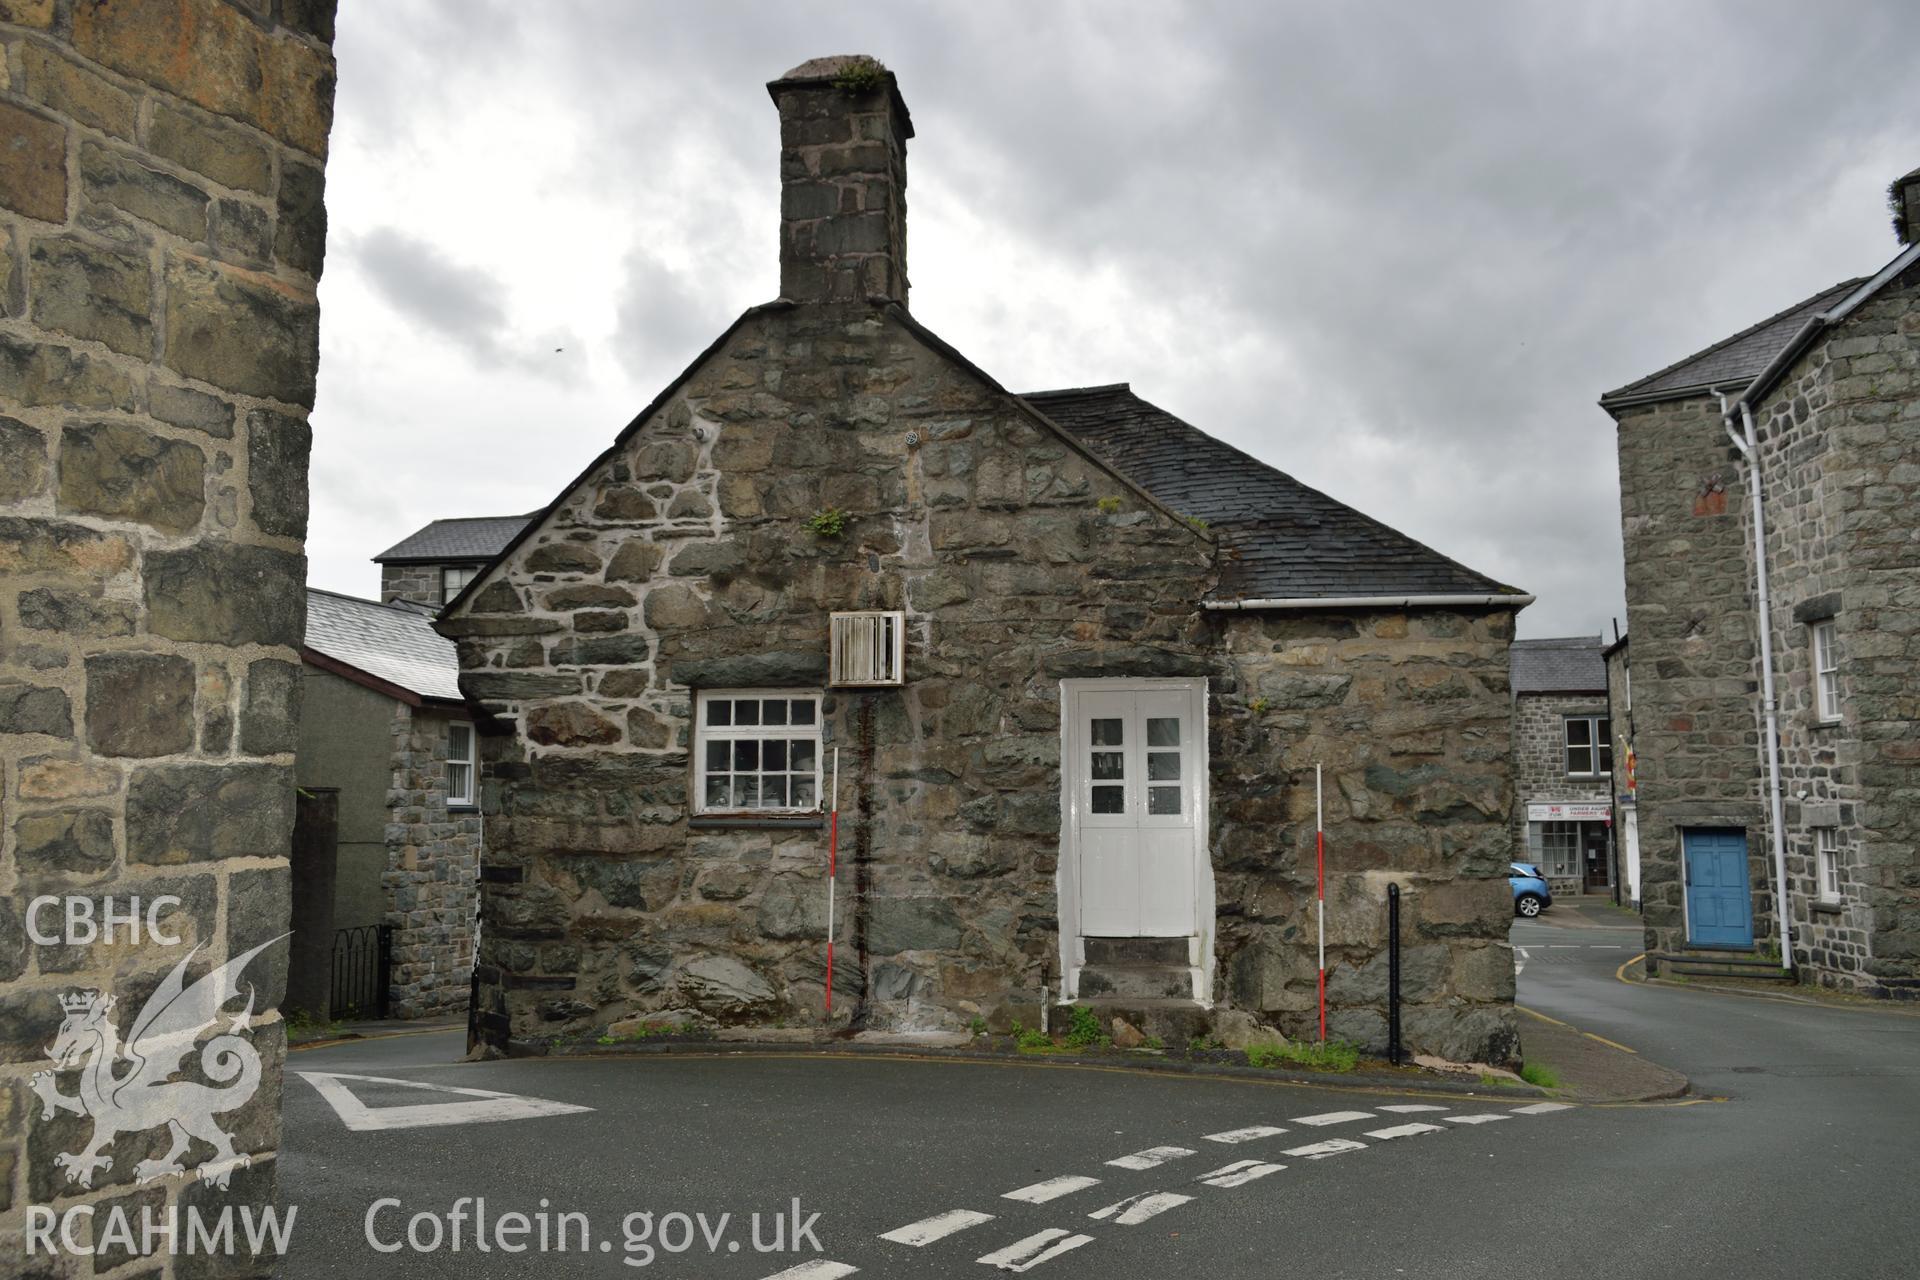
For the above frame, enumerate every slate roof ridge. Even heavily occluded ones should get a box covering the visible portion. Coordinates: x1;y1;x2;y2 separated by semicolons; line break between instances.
304;586;463;703
374;512;541;564
1600;275;1866;406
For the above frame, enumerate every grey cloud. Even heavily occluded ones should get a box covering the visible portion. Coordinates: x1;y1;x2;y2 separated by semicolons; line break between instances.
310;1;1920;637
354;225;510;353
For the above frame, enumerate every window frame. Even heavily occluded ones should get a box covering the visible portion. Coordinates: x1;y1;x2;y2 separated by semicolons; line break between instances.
1529;820;1583;881
441;564;479;604
446;721;476;808
1562;713;1613;778
1814;827;1841;904
1812;621;1840;723
692;689;825;816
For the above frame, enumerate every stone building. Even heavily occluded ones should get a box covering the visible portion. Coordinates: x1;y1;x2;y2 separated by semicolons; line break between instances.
375;512;533;607
1603;633;1639;907
296;588;480;1019
440;56;1533;1064
1600;167;1920;995
0;0;335;1260
1510;637;1616;897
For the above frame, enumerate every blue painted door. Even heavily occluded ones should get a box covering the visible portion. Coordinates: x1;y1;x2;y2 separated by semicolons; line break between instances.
1684;828;1754;947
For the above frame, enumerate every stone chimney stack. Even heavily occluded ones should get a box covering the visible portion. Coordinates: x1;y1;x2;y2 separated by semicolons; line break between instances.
768;56;913;306
1894;166;1920;247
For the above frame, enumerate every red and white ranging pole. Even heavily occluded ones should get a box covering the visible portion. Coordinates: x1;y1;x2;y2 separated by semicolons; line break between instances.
1316;762;1326;1044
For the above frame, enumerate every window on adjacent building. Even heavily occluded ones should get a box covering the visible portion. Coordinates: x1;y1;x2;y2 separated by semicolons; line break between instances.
694;691;823;814
442;564;479;604
1564;715;1613;777
447;722;476;807
1812;621;1840;722
1529;821;1582;880
1815;827;1841;903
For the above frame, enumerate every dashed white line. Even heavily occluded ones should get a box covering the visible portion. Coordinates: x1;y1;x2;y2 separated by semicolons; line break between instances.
1003;1175;1101;1204
1106;1145;1195;1170
978;1228;1095;1272
879;1209;995;1246
1377;1104;1449;1113
1445;1113;1512;1126
1282;1138;1368;1159
761;1262;858;1279
1196;1159;1286;1188
1512;1102;1576;1115
1203;1124;1289;1144
1364;1122;1445;1141
1290;1110;1373;1127
1089;1191;1194;1225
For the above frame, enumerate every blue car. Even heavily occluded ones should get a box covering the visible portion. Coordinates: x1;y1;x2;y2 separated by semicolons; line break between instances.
1510;862;1552;917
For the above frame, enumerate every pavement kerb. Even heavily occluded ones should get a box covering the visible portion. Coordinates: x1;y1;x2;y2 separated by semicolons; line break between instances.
1623;965;1920;1017
506;1034;1560;1103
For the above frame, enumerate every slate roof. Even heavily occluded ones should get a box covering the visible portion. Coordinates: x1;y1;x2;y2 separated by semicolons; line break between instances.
1600;277;1865;407
303;588;463;702
1022;384;1522;602
374;514;534;564
1510;636;1608;695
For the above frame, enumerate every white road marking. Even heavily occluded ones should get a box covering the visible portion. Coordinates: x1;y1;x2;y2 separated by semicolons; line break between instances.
1106;1145;1195;1170
1203;1124;1289;1144
978;1229;1095;1272
1290;1110;1373;1126
761;1262;858;1279
1377;1104;1449;1113
1196;1159;1286;1187
295;1072;592;1132
880;1209;994;1246
1003;1175;1101;1204
1512;1102;1576;1115
1282;1138;1368;1159
1089;1191;1193;1225
1364;1122;1445;1140
1444;1114;1511;1126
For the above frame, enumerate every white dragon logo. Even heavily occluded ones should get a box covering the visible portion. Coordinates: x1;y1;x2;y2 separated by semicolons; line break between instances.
30;936;283;1191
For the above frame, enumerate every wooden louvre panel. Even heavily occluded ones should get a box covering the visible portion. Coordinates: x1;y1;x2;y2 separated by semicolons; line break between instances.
829;611;905;686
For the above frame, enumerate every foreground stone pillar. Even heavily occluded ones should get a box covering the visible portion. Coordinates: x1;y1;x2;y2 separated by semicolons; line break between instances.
0;2;336;1273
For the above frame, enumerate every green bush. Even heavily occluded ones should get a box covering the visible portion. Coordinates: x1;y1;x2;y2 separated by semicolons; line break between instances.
1062;1005;1111;1050
1247;1038;1360;1073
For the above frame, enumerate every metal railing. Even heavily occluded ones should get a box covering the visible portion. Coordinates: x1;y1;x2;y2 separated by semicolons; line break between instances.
330;924;392;1020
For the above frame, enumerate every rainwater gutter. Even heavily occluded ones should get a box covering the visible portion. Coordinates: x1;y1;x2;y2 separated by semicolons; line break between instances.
1202;593;1534;611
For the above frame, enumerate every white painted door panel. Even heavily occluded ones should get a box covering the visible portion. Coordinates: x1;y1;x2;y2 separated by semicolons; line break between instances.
1070;684;1200;938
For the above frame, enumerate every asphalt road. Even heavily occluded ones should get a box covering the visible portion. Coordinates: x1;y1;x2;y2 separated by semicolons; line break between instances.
270;910;1920;1279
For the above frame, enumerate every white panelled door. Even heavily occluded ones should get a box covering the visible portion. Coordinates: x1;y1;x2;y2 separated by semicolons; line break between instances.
1069;682;1204;937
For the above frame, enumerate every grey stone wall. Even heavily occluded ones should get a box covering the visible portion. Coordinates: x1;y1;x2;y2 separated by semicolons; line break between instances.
441;297;1522;1065
1510;691;1613;893
1747;264;1920;995
380;561;440;608
384;703;481;1017
1611;394;1771;967
0;1;334;1267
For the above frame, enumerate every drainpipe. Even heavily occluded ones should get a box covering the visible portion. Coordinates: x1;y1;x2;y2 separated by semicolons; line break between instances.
1717;391;1794;972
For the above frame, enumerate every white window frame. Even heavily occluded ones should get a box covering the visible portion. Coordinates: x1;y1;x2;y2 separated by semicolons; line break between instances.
1815;827;1841;904
447;722;476;807
1563;714;1613;778
441;564;479;604
1529;820;1582;881
693;689;824;816
1813;621;1840;723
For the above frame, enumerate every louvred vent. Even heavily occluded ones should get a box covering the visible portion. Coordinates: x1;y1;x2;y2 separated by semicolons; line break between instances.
829;611;905;686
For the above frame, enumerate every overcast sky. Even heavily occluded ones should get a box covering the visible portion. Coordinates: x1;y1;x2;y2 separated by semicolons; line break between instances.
309;1;1918;638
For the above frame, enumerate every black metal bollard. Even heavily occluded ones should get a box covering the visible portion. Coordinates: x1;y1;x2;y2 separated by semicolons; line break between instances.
1387;883;1403;1066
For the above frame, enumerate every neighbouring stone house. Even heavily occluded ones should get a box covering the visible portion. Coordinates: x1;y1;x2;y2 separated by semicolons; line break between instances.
1599;167;1920;996
294;587;480;1018
376;513;534;608
439;56;1534;1063
1510;637;1616;897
